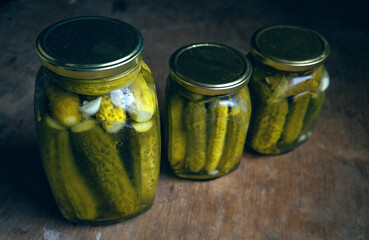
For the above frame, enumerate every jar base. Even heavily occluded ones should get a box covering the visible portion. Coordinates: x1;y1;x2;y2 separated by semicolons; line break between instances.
251;130;313;155
171;162;240;180
62;201;154;225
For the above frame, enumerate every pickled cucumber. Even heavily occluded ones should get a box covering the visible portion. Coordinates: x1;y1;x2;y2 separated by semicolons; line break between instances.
168;93;186;170
127;73;156;122
251;70;284;100
248;74;289;154
248;98;289;154
301;91;325;133
38;117;74;219
46;85;81;127
130;119;160;206
218;88;251;173
39;116;98;220
141;61;151;74
96;95;126;133
204;100;228;172
279;91;311;146
141;61;154;87
184;101;207;172
70;120;138;215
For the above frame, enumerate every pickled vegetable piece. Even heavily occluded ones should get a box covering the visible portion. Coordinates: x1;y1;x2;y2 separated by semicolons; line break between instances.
248;72;290;154
283;66;323;97
79;97;102;116
168;93;186;170
127;73;156;122
184;101;207;172
40;116;98;220
204;100;228;172
141;61;151;74
301;91;325;133
39;117;74;219
46;85;81;127
70;121;138;215
131;120;160;206
141;61;153;85
218;88;251;172
248;98;289;154
251;70;285;100
96;95;126;133
279;91;311;146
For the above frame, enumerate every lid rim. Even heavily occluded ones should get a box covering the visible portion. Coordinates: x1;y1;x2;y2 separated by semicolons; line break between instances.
169;42;252;95
250;25;330;72
36;16;144;79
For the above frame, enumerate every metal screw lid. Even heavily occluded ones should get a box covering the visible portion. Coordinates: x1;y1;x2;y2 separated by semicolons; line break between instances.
169;43;252;96
250;25;330;72
36;16;143;79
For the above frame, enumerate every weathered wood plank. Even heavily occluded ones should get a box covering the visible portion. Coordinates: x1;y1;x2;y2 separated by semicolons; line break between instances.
0;0;368;239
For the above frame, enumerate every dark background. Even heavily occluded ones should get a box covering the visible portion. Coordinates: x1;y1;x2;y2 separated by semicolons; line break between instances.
0;0;368;239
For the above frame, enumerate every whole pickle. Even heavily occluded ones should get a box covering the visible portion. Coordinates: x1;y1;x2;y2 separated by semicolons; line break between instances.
168;93;187;170
218;88;251;173
279;91;311;146
70;120;138;216
39;116;98;220
247;74;289;154
204;100;228;172
248;99;289;154
46;85;81;127
301;91;325;133
184;101;207;172
38;117;74;219
130;119;160;207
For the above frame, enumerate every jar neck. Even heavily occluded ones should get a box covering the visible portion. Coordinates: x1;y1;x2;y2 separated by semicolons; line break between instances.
168;76;237;103
44;62;142;95
251;60;327;97
251;57;323;76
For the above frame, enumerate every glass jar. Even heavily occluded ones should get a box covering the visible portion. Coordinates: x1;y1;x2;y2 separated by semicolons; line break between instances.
246;25;330;155
166;43;252;179
34;17;161;224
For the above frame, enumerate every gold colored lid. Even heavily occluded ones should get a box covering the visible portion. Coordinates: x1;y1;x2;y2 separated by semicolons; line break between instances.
169;43;252;95
36;16;143;79
250;25;330;72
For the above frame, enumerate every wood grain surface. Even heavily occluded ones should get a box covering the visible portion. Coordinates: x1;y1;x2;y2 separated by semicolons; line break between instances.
0;0;368;239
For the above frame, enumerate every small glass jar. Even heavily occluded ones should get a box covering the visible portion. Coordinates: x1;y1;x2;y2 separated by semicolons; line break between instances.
246;25;330;155
166;43;252;179
34;17;161;224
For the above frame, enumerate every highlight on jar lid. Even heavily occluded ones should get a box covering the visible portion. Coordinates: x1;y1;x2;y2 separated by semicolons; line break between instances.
250;25;330;72
169;43;252;96
36;16;143;79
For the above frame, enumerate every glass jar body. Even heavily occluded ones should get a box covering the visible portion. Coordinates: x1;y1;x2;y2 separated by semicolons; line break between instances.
166;77;252;179
246;63;329;155
34;62;161;224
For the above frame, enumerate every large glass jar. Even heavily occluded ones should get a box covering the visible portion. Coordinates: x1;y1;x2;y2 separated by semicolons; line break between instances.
34;17;161;224
166;43;252;179
246;25;330;155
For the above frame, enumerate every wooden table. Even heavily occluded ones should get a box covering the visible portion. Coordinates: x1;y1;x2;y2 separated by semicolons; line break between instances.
0;0;368;239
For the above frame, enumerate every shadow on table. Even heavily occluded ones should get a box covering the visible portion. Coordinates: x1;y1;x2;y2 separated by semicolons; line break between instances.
0;115;66;222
